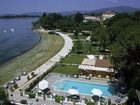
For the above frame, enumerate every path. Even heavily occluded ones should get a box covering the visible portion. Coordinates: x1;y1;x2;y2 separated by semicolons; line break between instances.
9;30;73;104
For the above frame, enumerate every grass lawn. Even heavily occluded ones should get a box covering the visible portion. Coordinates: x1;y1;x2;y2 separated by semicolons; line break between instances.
0;32;64;85
87;102;95;105
52;65;79;75
71;41;100;54
61;54;85;64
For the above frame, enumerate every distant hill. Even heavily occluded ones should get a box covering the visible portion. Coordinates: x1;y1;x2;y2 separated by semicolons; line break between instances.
94;6;140;13
58;6;140;16
1;6;140;17
21;12;43;16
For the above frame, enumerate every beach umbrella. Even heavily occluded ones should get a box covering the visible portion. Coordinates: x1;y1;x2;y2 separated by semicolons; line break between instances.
38;80;48;90
91;88;103;96
68;89;79;95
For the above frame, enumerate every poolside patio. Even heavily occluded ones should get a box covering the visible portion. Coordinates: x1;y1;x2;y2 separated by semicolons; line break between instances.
23;73;127;105
32;73;113;104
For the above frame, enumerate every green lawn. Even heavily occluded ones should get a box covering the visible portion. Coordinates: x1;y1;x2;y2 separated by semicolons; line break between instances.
61;54;85;64
87;102;95;105
52;65;79;75
71;41;100;54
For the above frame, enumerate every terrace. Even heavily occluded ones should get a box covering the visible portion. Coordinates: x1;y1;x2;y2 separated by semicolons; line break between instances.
25;73;127;105
32;73;111;104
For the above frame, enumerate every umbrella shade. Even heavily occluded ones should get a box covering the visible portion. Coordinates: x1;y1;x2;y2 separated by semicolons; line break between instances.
91;88;103;96
92;95;99;102
39;80;48;90
68;89;79;95
43;88;50;93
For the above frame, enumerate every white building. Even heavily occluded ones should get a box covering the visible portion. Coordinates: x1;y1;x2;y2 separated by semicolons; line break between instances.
78;58;114;78
102;11;115;21
83;15;100;22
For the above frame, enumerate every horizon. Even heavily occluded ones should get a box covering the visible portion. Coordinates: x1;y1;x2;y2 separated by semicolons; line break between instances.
0;0;140;15
1;5;140;16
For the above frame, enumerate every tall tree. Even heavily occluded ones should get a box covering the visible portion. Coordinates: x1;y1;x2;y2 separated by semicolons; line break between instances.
42;12;47;18
74;12;83;23
0;87;11;105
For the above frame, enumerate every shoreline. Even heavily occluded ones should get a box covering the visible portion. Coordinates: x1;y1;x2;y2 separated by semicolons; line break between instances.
0;31;64;85
0;31;41;65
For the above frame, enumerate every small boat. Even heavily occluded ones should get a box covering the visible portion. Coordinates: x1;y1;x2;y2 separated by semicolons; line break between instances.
3;30;7;33
11;29;14;32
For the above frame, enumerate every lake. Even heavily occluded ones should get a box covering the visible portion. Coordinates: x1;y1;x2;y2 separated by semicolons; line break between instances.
0;18;40;64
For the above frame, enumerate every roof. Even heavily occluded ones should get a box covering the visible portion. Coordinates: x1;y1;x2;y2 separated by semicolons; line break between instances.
95;59;113;68
87;55;96;59
81;58;96;66
103;11;115;15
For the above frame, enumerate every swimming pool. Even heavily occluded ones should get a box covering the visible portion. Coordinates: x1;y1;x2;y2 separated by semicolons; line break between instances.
53;79;114;97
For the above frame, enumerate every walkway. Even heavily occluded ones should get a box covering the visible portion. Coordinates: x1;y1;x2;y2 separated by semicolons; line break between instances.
9;30;73;104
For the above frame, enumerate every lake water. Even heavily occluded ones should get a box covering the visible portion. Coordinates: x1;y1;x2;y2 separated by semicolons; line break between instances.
0;18;40;64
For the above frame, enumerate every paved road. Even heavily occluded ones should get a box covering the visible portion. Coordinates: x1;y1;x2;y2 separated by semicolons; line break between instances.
9;31;73;105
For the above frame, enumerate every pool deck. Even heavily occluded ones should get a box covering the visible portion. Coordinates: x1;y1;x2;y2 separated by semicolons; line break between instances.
34;73;127;104
38;73;110;99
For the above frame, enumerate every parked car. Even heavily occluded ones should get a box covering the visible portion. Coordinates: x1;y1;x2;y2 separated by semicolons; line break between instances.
15;76;21;81
4;84;9;89
10;80;15;84
22;72;27;75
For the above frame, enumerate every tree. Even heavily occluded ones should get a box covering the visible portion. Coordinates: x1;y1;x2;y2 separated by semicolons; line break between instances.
31;72;35;77
0;87;7;101
134;11;140;21
92;27;109;51
42;12;47;18
0;87;11;105
75;40;83;54
27;76;30;81
74;12;83;23
110;25;140;89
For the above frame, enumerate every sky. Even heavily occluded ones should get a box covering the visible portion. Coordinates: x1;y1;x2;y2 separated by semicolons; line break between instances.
0;0;140;15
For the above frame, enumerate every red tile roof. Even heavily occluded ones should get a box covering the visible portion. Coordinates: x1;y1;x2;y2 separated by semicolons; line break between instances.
95;59;113;68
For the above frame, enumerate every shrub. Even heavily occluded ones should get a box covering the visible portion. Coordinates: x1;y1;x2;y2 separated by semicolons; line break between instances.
13;83;18;89
20;100;27;104
76;50;83;54
31;72;35;77
27;76;30;81
108;99;111;105
25;67;53;92
48;31;55;34
87;102;95;105
28;93;36;98
55;96;64;103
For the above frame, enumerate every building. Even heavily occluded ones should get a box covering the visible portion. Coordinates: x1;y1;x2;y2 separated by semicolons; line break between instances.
78;57;114;79
83;15;101;22
102;11;115;21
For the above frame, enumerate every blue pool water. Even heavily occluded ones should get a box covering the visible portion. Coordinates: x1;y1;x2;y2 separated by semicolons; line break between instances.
53;79;114;97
